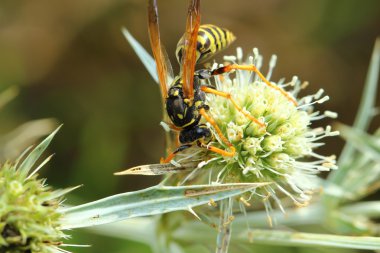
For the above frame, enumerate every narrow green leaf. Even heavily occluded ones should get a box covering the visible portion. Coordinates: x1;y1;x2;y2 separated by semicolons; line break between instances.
331;38;380;182
122;27;159;84
17;125;61;179
341;201;380;218
13;145;33;168
60;182;269;229
351;37;380;132
338;124;380;162
236;229;380;250
26;154;54;179
43;185;82;202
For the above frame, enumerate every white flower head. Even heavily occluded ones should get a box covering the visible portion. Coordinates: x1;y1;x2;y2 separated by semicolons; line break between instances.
193;47;339;209
123;28;339;213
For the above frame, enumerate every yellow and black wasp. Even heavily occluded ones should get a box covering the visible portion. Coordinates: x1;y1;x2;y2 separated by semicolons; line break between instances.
147;0;297;163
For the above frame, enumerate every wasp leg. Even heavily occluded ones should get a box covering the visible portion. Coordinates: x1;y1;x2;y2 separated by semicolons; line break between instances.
200;86;266;128
161;144;193;163
211;64;297;106
199;142;236;157
160;121;181;154
199;108;235;157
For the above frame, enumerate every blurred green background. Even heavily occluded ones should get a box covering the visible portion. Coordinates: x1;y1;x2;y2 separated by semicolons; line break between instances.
0;0;379;252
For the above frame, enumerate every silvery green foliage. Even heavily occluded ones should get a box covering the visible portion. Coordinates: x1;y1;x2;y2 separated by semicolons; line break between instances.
60;182;269;229
0;127;72;253
119;29;380;253
0;127;269;253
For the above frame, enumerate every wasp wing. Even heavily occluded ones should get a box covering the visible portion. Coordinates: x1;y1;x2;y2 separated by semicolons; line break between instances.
114;161;198;176
160;44;174;86
147;0;174;102
181;0;201;99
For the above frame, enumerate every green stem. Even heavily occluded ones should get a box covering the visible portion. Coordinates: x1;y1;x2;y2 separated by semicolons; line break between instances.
216;198;233;253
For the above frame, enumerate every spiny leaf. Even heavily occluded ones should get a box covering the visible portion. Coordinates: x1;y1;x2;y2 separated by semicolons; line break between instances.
43;185;83;202
60;182;269;229
17;125;62;180
27;154;54;179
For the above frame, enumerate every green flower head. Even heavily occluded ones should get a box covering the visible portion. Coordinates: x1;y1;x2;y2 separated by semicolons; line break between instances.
0;128;79;253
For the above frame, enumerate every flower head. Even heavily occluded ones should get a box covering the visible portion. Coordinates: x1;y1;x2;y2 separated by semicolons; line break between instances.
175;47;339;211
123;28;339;214
0;163;64;253
0;128;78;253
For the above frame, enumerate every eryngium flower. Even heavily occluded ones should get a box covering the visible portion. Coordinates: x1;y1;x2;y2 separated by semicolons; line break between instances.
0;129;77;253
0;164;65;253
173;48;339;213
123;29;339;215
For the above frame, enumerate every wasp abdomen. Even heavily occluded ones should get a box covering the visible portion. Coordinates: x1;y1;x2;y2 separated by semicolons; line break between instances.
176;24;236;64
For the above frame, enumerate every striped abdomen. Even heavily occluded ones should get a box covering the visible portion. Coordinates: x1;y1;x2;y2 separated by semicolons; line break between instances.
176;24;236;65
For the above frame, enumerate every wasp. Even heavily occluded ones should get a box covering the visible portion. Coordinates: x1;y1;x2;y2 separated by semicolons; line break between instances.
147;0;297;163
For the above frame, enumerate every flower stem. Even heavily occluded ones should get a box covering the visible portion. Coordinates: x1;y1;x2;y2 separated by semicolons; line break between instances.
216;198;233;253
